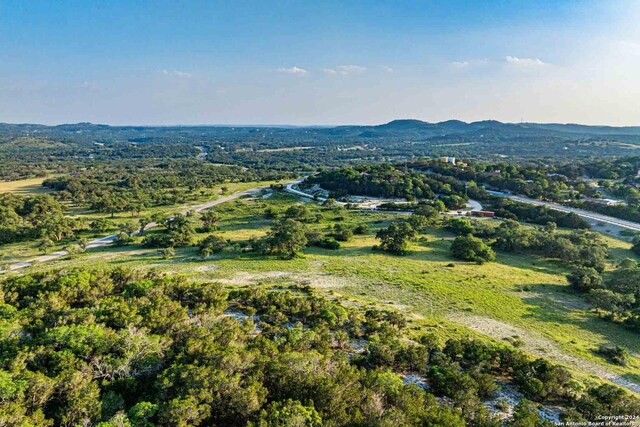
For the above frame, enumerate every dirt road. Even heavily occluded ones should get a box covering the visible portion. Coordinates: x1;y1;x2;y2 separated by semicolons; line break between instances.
3;185;269;272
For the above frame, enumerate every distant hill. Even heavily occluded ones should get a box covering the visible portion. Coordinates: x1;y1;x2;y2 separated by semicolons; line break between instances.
368;119;640;136
374;119;436;130
2;120;639;136
2;119;640;160
351;119;555;139
525;123;640;136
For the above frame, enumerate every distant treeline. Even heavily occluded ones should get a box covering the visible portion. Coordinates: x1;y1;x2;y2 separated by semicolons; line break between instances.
41;160;293;215
305;164;484;202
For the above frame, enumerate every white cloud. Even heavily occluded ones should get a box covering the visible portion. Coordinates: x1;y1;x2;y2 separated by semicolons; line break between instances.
381;66;394;73
504;56;547;66
277;66;308;76
451;61;470;69
450;59;490;69
324;65;367;75
162;70;193;78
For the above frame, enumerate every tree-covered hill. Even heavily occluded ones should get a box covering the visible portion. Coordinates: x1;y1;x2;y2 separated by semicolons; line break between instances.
3;120;640;178
0;268;637;426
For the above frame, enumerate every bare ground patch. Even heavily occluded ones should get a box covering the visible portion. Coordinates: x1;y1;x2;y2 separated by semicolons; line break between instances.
197;264;219;272
512;289;590;310
218;270;351;289
217;271;292;285
451;314;640;394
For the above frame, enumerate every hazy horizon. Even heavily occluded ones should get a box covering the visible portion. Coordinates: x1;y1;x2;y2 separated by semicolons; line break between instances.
3;118;640;129
2;1;640;126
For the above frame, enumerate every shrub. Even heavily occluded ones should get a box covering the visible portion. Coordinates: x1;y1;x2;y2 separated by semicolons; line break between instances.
596;345;629;366
258;219;308;259
450;235;495;264
314;237;341;250
353;224;368;235
330;224;353;242
198;234;227;257
567;267;603;293
375;222;417;255
447;218;473;235
143;233;175;248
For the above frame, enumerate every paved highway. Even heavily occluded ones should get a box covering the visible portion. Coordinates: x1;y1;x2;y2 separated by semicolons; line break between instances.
487;190;640;232
10;181;629;273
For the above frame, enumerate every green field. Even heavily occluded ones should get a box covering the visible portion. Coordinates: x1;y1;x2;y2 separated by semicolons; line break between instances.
0;180;279;266
0;176;53;194
13;190;640;394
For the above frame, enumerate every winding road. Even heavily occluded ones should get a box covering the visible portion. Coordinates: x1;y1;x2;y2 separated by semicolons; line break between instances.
5;177;639;394
2;185;270;273
284;179;483;213
4;177;388;273
7;179;636;273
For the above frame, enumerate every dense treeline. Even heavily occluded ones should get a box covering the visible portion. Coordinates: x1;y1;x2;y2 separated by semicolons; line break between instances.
449;218;608;271
569;200;640;224
0;193;78;244
42;160;292;215
4;122;640;173
411;158;640;224
305;164;482;207
413;157;639;202
305;164;591;229
486;199;590;229
0;268;637;426
0;160;66;181
203;146;385;172
567;258;640;335
307;165;437;200
411;159;576;202
0;138;201;180
0;160;290;248
576;157;640;181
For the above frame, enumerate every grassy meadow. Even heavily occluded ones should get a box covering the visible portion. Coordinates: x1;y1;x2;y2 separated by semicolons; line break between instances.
0;180;279;265
0;176;53;194
10;189;640;393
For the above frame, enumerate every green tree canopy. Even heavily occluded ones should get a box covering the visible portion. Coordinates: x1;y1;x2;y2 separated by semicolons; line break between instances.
450;235;495;264
375;222;417;255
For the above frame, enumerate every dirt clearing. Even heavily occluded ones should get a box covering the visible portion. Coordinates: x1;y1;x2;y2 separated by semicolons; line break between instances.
452;314;640;394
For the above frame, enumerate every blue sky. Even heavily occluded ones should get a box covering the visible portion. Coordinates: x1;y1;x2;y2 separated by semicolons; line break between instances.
1;1;639;125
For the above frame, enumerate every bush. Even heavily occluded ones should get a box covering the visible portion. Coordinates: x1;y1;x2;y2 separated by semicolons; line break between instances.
143;233;175;248
258;219;308;259
198;234;227;257
375;222;417;255
353;224;368;235
596;345;629;366
330;224;353;241
450;235;495;264
567;267;603;293
113;232;134;247
284;205;318;223
447;218;473;235
0;268;636;426
159;247;175;259
314;237;341;250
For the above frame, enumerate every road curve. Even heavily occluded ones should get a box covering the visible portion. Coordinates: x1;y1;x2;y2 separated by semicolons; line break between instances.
487;190;640;232
2;185;272;273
